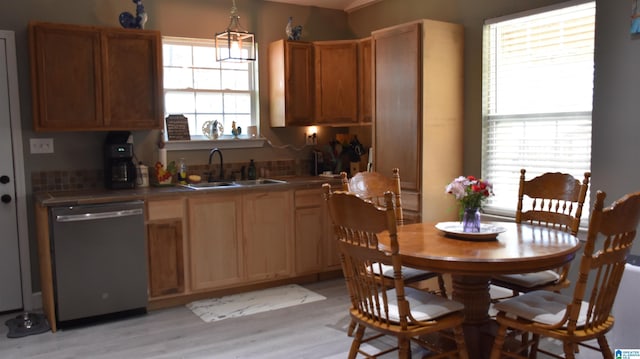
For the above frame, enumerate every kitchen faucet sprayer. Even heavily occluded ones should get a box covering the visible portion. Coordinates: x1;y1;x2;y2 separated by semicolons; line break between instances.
208;148;224;182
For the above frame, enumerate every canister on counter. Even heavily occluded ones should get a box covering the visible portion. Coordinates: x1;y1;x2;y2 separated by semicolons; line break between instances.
136;163;149;188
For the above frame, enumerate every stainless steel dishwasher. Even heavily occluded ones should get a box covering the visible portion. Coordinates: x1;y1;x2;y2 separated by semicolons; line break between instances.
50;200;148;328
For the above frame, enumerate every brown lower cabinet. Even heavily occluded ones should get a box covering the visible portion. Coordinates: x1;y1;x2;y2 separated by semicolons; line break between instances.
294;189;326;274
294;188;341;274
188;193;244;291
38;185;339;331
243;191;293;281
146;188;334;302
147;221;184;297
146;198;187;298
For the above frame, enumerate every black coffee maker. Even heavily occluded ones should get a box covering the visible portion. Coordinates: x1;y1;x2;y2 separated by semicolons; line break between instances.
104;131;136;189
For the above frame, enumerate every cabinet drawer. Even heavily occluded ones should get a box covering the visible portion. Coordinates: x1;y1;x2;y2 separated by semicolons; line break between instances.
295;189;324;208
147;199;184;220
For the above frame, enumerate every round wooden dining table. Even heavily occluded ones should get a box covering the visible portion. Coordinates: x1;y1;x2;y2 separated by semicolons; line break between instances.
377;221;581;358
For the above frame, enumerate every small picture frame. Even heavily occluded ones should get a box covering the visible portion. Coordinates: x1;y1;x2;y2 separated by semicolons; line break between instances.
165;115;191;141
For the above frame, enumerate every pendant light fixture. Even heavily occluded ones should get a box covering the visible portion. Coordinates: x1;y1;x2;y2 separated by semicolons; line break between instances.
215;0;256;62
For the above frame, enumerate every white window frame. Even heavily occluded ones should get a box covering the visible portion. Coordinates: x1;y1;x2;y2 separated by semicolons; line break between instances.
162;36;263;150
481;0;595;225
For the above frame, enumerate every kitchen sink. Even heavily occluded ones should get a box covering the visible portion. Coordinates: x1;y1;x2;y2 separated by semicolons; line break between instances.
180;179;287;190
180;181;240;190
233;179;288;186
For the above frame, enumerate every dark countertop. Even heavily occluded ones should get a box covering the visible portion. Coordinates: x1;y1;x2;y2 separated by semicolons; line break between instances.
35;175;342;207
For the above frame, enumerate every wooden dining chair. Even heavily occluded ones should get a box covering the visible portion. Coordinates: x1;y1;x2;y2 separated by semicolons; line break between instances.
491;169;591;298
322;184;468;359
490;190;640;359
340;169;448;298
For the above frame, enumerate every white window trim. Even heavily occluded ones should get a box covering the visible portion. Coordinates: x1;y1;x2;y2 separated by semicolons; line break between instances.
484;0;592;25
162;36;263;151
164;136;265;150
480;0;595;227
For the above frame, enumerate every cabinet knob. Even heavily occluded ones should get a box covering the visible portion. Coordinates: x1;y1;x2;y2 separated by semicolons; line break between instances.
1;194;11;203
0;175;9;184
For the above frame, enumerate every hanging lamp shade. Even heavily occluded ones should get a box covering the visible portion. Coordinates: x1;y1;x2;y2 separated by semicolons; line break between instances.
215;0;256;62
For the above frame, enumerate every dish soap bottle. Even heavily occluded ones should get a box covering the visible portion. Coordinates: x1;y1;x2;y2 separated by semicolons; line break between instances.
247;159;257;180
178;158;187;184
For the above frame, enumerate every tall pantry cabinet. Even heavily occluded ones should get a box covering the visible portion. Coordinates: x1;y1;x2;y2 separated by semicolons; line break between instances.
372;20;464;223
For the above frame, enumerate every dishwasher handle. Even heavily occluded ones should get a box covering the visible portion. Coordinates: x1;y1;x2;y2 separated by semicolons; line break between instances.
55;208;144;223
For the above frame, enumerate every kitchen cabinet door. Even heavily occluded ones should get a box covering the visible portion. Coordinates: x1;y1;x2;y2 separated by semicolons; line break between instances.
243;191;293;281
373;20;463;223
294;188;340;272
103;30;163;130
313;40;359;125
29;22;163;131
324;218;341;270
294;189;325;274
146;199;186;298
269;40;314;127
29;23;103;130
373;23;421;191
188;194;244;291
147;221;184;297
358;38;372;124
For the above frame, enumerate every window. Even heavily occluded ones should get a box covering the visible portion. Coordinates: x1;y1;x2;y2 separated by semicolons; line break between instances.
481;0;595;219
162;36;258;142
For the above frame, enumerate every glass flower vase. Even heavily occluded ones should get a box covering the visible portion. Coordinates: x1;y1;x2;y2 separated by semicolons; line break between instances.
462;207;481;233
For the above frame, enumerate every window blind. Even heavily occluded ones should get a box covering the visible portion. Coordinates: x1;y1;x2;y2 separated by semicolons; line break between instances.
481;1;595;219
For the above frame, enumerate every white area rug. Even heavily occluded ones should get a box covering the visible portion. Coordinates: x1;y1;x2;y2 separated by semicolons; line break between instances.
186;284;326;323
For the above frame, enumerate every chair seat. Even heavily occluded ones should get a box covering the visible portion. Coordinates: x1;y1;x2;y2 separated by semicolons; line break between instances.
493;270;560;288
382;287;464;323
493;290;589;327
372;263;440;282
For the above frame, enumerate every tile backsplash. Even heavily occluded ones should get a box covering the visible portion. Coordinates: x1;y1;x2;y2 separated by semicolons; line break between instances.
31;170;104;192
32;159;307;192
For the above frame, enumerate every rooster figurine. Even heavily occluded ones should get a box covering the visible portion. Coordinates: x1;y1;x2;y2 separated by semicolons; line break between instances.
285;17;303;40
119;0;148;29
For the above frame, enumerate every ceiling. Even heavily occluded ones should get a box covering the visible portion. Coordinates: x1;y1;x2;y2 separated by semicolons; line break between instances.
264;0;381;12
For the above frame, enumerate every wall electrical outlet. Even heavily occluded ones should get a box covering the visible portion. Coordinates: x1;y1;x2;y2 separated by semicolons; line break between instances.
30;138;54;154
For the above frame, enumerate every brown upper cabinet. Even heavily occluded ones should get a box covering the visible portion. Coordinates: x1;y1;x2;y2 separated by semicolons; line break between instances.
313;40;359;125
29;22;164;132
358;37;372;124
269;40;315;127
269;38;372;127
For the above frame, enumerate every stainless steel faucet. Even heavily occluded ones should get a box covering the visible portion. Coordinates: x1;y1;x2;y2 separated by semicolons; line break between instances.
208;148;224;182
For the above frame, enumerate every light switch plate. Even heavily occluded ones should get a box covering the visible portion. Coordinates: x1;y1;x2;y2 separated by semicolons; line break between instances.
30;138;54;154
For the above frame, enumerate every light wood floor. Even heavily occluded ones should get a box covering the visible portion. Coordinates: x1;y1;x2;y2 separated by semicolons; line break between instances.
0;279;405;359
0;279;604;359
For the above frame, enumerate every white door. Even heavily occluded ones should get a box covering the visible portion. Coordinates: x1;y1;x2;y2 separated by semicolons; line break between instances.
0;31;24;312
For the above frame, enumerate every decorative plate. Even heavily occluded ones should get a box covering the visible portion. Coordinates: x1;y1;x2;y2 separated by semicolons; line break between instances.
435;222;506;241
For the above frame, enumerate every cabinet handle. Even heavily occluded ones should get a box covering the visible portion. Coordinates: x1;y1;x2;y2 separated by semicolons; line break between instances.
0;175;9;184
1;194;11;203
